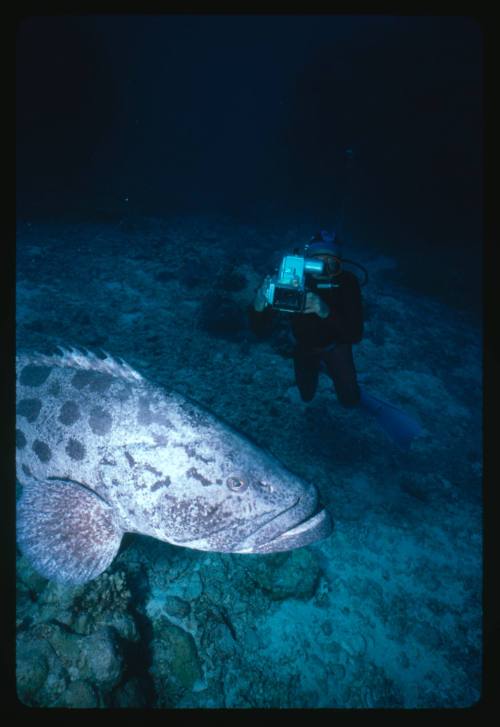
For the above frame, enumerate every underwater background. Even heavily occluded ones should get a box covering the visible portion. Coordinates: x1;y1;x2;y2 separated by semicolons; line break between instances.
15;15;483;709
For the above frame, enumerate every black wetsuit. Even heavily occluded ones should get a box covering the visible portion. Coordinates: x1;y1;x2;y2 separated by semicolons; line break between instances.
249;270;363;406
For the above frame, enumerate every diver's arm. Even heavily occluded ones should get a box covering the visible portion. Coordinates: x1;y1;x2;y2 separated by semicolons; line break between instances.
249;278;275;337
304;293;330;318
253;277;269;312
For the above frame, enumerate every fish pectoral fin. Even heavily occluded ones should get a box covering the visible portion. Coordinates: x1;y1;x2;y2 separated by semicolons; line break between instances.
16;477;123;585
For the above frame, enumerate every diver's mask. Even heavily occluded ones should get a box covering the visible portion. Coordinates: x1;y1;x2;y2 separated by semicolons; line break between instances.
305;232;342;279
310;253;342;279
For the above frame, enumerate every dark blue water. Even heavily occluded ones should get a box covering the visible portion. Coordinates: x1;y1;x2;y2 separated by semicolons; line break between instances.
15;15;483;709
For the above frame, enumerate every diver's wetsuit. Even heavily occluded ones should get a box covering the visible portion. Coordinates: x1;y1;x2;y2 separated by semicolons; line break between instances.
249;270;363;406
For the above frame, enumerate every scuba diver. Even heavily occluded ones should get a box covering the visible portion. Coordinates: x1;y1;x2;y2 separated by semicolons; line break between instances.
249;230;423;450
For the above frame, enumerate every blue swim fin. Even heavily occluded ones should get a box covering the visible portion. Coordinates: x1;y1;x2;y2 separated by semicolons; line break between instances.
359;387;424;450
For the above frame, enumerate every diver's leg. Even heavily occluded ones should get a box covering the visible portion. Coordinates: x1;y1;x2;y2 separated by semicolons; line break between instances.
323;344;360;406
324;346;423;449
293;350;320;402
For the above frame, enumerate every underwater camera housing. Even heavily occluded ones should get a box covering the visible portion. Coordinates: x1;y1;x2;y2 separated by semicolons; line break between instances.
263;255;325;313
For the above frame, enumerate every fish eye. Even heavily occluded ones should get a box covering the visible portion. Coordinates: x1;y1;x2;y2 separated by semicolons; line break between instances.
226;476;248;492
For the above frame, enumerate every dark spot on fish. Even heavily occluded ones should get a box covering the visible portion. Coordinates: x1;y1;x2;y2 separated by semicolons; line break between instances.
89;373;114;394
137;397;153;425
100;456;117;466
16;429;27;449
155;413;174;429
32;439;51;462
151;477;171;492
152;433;169;446
125;451;135;468
66;438;86;461
19;365;52;387
173;442;214;463
116;386;131;402
89;406;113;436
144;464;163;478
17;398;42;423
58;400;80;426
198;454;214;464
186;467;212;487
71;370;98;389
22;464;31;477
137;396;174;429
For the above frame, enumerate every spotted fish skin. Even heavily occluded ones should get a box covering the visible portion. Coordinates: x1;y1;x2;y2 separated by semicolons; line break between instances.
16;347;332;584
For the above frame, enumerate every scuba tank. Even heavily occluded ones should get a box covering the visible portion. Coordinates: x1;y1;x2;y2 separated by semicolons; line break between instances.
338;257;369;287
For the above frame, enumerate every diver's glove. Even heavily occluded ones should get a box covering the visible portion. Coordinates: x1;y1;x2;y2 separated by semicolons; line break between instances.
253;277;271;312
304;292;330;318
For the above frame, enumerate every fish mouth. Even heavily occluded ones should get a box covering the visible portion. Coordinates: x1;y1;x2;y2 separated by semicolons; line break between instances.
242;507;333;553
168;484;333;554
233;487;333;554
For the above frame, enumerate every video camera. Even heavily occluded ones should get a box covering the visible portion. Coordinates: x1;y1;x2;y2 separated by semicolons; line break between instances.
262;254;337;313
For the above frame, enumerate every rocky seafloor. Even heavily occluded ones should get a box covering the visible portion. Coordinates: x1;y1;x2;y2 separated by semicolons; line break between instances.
15;214;482;708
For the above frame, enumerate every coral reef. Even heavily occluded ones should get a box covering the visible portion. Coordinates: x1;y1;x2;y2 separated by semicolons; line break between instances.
17;623;123;707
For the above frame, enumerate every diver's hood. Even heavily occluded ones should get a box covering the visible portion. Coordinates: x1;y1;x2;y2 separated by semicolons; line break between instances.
307;240;342;258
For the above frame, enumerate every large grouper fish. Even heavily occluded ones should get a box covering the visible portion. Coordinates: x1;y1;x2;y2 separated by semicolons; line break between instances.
16;347;333;584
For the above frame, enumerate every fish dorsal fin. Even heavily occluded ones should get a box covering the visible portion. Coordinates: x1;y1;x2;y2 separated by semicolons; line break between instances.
16;346;144;384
